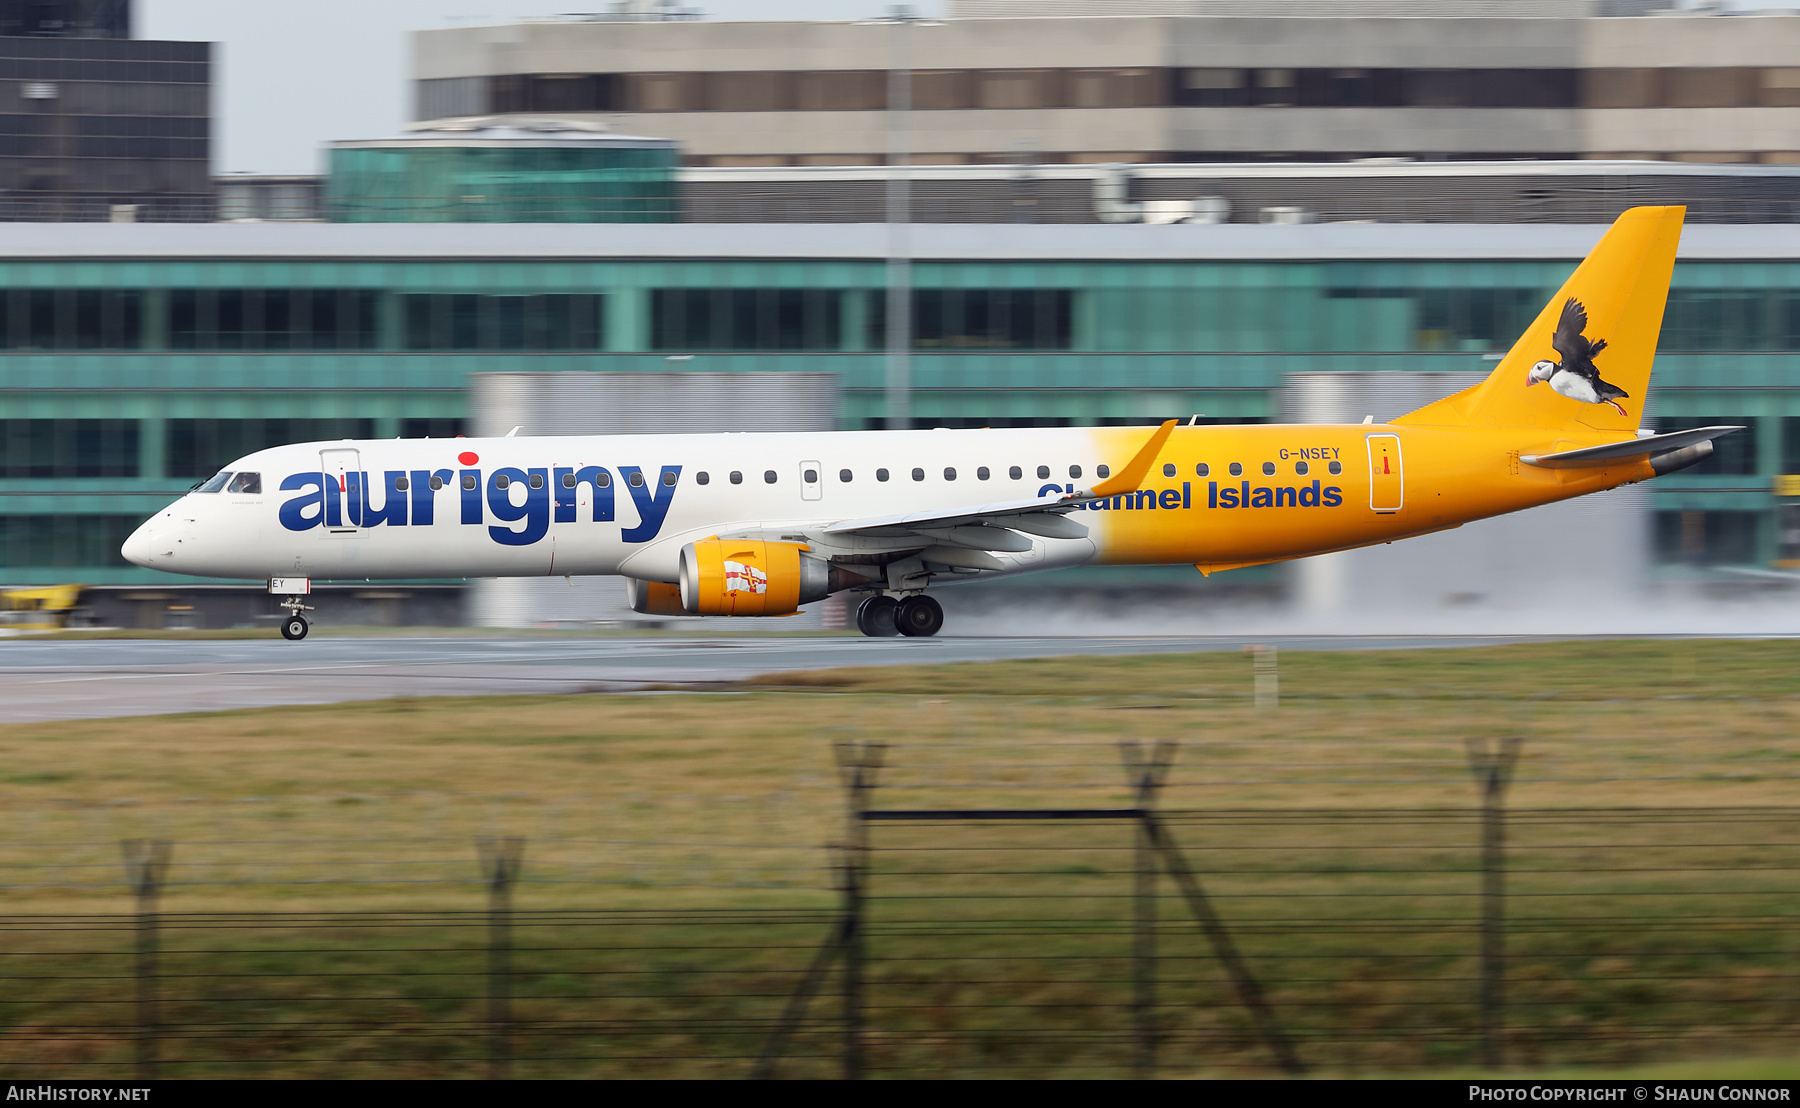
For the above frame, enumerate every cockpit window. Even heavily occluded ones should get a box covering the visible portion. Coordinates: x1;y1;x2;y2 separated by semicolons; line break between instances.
226;472;261;494
195;471;233;493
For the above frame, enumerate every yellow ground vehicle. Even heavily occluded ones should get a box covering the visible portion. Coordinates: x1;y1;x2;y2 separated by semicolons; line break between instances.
0;585;87;630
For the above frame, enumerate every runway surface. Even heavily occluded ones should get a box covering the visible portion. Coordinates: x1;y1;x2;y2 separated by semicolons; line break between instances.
0;632;1619;723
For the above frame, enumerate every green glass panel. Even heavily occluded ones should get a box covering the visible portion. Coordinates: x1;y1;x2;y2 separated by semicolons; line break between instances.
326;143;678;224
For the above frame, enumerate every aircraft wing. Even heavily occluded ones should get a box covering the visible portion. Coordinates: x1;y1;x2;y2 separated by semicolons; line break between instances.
821;420;1179;547
823;495;1089;540
1520;425;1744;469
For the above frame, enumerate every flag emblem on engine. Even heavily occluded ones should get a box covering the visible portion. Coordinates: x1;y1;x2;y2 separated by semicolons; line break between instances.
723;560;768;595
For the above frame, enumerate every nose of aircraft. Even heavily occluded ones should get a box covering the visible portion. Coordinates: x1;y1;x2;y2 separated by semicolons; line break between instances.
121;516;165;568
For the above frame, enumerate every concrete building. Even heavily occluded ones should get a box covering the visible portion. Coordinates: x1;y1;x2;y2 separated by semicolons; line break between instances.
0;0;211;221
411;1;1800;168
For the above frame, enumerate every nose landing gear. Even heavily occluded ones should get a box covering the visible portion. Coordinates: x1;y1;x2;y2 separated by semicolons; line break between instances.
855;593;942;638
277;594;313;641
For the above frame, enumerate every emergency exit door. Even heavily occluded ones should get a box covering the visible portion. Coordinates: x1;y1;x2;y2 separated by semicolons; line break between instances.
1366;434;1403;513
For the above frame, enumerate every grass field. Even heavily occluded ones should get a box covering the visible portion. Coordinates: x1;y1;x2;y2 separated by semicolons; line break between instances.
0;638;1797;1077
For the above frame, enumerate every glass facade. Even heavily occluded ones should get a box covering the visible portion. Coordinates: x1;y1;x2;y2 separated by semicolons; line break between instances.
2;263;1799;355
3;249;1799;582
0;35;211;222
326;143;679;224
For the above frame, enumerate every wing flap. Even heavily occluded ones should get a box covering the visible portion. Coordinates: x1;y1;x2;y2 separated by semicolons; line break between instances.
822;495;1079;535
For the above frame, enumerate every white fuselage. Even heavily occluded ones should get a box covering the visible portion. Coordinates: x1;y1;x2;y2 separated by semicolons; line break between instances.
122;428;1121;585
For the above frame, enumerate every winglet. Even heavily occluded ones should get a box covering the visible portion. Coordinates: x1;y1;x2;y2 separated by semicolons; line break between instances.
1088;420;1177;499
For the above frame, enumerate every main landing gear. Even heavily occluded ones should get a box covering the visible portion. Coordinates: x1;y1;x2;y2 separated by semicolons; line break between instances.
277;595;313;641
855;594;942;638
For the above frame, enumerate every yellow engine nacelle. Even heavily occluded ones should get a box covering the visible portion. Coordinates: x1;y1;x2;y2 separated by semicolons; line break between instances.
622;578;687;617
678;539;838;617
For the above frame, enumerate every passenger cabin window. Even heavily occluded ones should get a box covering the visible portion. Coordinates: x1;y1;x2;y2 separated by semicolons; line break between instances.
977;466;990;480
764;470;777;484
595;470;611;486
1295;461;1309;476
1228;463;1243;477
911;467;925;481
195;470;232;493
462;474;478;490
944;467;957;481
628;472;644;487
662;470;678;486
1037;465;1050;479
1097;464;1110;478
1162;464;1176;478
394;476;410;492
562;473;577;488
1328;461;1343;475
803;468;819;483
1069;465;1082;479
839;469;852;482
226;472;261;494
697;471;710;485
1196;463;1210;477
495;474;511;489
730;471;743;484
529;473;544;489
1009;466;1022;480
877;468;890;482
430;475;445;490
1262;462;1276;476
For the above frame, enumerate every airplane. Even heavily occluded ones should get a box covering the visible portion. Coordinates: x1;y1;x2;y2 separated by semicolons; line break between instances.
123;205;1740;641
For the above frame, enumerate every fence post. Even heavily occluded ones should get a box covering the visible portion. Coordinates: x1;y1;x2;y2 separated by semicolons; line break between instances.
121;839;171;1081
1250;645;1278;709
751;843;855;1080
834;740;884;1081
477;836;526;1081
1465;737;1522;1070
1121;741;1176;1080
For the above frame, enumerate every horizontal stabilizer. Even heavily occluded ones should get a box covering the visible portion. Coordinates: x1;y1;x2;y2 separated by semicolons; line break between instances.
1520;425;1744;469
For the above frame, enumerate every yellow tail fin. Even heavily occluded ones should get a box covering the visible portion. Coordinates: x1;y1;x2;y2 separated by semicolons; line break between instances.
1394;205;1685;432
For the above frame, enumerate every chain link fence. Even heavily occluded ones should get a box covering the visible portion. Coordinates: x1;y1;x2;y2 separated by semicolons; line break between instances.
1;742;1794;1078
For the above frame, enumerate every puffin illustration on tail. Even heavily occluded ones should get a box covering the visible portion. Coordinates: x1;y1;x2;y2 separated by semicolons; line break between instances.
1527;298;1630;416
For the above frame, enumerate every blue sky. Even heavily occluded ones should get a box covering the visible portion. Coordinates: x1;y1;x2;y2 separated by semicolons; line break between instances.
142;1;947;175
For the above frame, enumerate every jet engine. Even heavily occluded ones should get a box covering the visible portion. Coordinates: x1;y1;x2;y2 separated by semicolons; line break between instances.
677;539;866;616
623;577;686;617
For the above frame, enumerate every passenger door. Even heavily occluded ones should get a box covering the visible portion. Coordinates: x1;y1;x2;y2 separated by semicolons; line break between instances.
319;448;362;534
1366;434;1403;514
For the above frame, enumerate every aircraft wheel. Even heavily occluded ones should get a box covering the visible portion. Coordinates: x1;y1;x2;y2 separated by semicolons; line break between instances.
896;595;943;638
855;595;899;638
280;615;310;641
